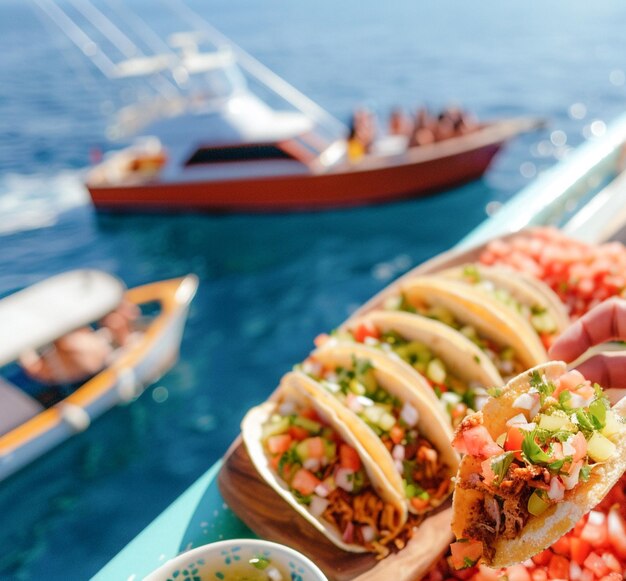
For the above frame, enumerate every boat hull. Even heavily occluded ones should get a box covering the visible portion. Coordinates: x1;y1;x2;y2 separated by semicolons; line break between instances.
0;275;198;482
88;141;502;212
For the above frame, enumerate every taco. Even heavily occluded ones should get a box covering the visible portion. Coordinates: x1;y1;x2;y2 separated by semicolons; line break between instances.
437;263;570;350
296;342;459;515
242;376;409;556
336;310;503;427
450;362;626;568
376;276;548;380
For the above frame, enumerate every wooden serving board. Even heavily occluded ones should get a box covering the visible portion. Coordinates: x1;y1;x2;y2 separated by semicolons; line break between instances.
218;437;454;581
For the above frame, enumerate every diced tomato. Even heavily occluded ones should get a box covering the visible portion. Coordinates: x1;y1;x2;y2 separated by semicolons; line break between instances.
352;322;380;343
571;431;588;462
305;437;325;459
583;552;610;577
579;569;595;581
598;573;623;581
547;553;569;579
288;426;310;441
339;444;362;471
458;425;502;458
504;426;525;460
504;564;531;581
600;552;621;573
530;569;548;581
473;565;500;581
390;425;405;445
449;540;483;569
581;515;608;548
300;408;322;422
267;434;292;455
551;536;570;557
410;497;431;511
570;537;592;565
291;468;321;496
532;549;553;566
313;333;330;347
269;454;281;471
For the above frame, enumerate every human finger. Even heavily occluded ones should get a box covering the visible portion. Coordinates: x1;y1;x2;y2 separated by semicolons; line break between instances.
548;297;626;361
573;351;626;390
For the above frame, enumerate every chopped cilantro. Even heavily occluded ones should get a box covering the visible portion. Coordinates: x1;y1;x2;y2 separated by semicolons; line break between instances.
463;556;478;568
487;386;503;398
522;431;553;464
580;464;591;482
473;354;481;364
491;452;515;486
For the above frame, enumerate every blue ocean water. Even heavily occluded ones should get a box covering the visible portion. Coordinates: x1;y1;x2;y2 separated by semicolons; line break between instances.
1;1;626;578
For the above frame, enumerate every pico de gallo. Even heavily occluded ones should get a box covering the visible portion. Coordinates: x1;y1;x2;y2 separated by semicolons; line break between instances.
479;227;626;320
337;321;486;428
384;292;525;381
301;355;453;513
456;264;560;350
451;368;625;565
261;402;409;555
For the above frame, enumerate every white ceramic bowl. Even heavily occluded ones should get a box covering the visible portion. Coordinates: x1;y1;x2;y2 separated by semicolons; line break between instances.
144;538;329;581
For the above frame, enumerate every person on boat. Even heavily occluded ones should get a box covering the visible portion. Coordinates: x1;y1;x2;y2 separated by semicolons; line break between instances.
549;297;626;391
433;112;456;142
346;108;377;161
388;107;412;138
408;107;436;147
346;120;366;162
19;300;139;387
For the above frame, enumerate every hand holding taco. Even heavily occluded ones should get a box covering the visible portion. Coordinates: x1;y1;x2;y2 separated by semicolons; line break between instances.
450;362;626;568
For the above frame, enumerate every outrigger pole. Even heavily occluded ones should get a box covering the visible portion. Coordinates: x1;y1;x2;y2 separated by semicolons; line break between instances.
161;0;348;136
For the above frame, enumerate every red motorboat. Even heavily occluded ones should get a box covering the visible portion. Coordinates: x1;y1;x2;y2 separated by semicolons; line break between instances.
86;115;539;213
47;6;538;212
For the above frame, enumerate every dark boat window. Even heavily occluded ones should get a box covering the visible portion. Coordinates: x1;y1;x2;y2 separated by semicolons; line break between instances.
185;144;295;166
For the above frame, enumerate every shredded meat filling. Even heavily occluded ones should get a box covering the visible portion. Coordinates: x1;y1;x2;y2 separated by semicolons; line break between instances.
322;488;420;557
459;464;534;561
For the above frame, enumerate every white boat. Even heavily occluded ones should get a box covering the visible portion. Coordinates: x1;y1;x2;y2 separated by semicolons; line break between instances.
0;269;198;481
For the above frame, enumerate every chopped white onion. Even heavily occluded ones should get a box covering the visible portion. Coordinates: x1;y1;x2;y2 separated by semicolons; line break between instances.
302;360;322;376
400;402;419;427
278;401;296;416
562;439;576;457
394;459;404;474
569;393;586;409
518;422;537;432
569;561;582;580
547;476;565;501
303;458;321;472
512;392;536;410
530;401;541;419
321;380;341;393
506;413;528;427
588;510;606;526
356;395;374;407
361;525;377;543
392;444;405;461
364;336;379;346
380;342;393;353
309;495;330;517
500;360;514;375
441;392;462;406
346;394;364;413
314;483;330;498
562;463;581;490
335;468;355;492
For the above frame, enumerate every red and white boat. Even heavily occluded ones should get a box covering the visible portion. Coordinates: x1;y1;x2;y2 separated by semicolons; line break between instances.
42;2;538;212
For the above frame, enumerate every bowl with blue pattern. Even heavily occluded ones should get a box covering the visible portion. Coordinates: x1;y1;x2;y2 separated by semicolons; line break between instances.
144;538;328;581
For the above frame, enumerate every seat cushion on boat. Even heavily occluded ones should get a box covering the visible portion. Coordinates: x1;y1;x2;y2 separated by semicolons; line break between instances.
0;377;44;436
